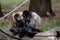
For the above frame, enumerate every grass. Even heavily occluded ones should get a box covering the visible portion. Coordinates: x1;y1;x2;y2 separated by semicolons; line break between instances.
1;4;12;10
1;0;60;10
1;0;24;10
1;0;24;4
0;23;9;29
52;0;60;8
42;19;60;32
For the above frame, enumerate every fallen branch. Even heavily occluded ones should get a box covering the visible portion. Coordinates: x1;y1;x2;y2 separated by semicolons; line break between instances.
0;0;28;20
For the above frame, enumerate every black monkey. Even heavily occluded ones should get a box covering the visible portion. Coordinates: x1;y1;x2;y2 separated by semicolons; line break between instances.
22;10;40;37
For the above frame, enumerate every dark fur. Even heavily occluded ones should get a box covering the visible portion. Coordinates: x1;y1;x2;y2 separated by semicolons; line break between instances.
10;10;40;39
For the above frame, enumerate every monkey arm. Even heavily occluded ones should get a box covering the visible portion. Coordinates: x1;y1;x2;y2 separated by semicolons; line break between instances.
9;27;18;36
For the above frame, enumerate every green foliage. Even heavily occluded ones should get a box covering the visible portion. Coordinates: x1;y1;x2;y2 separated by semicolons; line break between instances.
42;19;60;31
0;23;9;29
1;4;11;10
52;0;60;8
1;0;24;10
0;19;60;31
1;0;24;4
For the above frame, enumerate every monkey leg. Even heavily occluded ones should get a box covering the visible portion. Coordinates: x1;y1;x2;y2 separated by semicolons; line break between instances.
18;28;26;38
9;28;18;36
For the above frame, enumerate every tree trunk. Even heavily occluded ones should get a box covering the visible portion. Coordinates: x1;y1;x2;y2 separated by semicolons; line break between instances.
29;0;55;17
0;3;3;18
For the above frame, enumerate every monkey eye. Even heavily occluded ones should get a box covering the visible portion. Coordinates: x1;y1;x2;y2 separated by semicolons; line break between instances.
14;14;21;21
14;14;20;18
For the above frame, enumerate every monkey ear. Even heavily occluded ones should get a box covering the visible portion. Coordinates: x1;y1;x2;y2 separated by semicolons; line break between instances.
12;12;17;22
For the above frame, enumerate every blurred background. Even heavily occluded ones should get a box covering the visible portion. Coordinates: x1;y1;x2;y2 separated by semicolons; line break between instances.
0;0;60;31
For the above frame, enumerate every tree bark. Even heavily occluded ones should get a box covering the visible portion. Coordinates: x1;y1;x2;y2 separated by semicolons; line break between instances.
29;0;55;17
0;3;3;18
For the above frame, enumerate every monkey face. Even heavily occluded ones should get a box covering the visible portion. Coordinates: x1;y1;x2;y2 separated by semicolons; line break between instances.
14;14;21;21
23;15;31;22
22;10;31;22
12;12;23;23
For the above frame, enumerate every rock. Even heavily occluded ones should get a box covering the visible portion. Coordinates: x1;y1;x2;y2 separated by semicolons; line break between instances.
0;27;60;40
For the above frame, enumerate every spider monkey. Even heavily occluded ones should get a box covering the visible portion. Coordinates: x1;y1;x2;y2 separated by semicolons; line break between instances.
22;10;40;37
10;10;40;39
10;13;26;38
